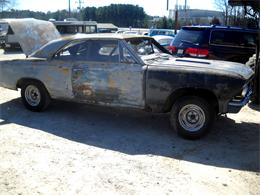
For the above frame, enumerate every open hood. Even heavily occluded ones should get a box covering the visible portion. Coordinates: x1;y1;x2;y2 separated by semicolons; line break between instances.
2;18;61;56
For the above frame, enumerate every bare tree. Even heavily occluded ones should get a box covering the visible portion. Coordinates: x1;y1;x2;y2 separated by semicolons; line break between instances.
0;0;16;11
214;0;233;25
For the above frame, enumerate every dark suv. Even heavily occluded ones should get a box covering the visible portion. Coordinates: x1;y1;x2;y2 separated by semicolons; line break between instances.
169;26;258;64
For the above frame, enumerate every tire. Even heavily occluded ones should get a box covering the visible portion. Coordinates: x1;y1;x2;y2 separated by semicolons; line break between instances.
170;96;215;139
21;81;51;111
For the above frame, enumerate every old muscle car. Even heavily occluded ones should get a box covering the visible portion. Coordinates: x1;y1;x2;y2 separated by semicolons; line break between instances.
0;19;254;139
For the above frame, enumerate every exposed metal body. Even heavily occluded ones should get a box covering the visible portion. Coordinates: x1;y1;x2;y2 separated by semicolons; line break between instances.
0;21;254;114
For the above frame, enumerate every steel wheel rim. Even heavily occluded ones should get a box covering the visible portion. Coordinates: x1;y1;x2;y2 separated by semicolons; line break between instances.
25;85;41;106
178;104;206;132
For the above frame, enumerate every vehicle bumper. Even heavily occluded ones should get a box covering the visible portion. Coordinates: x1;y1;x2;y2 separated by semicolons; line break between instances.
227;88;252;113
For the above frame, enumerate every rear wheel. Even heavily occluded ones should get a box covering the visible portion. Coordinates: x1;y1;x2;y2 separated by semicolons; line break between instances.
21;81;50;111
170;96;215;139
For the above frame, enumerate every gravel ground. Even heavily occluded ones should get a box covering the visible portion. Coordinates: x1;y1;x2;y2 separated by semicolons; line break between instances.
0;86;259;195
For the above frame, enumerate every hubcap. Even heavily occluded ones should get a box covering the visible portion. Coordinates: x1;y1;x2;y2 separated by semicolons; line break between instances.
178;104;206;132
25;85;41;106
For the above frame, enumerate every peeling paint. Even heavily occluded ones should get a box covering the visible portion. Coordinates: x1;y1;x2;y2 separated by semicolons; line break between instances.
75;83;93;96
59;67;69;75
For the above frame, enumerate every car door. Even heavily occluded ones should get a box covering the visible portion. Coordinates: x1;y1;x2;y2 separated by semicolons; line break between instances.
71;39;145;108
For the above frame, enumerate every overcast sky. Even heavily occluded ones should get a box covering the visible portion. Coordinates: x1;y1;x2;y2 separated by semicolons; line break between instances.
15;0;216;16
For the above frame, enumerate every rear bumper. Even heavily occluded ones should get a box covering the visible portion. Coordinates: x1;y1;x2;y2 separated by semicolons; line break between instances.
227;88;252;113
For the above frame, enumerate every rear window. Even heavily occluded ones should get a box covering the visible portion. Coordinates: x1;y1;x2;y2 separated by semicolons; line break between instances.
173;28;205;46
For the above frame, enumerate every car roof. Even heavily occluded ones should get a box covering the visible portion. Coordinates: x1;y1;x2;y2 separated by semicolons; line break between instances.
149;29;174;31
30;33;153;59
182;25;258;32
58;33;151;41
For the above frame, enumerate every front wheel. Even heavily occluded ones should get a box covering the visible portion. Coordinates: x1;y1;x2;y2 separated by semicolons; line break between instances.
21;81;51;112
170;96;215;139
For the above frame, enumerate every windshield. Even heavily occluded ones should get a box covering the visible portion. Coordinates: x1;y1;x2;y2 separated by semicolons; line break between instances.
126;38;166;56
125;37;173;63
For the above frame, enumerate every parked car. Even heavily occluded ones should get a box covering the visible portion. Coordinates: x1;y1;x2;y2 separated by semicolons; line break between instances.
0;20;254;139
169;25;258;64
0;18;60;53
115;30;125;34
0;21;22;51
152;35;174;51
122;30;139;35
51;20;97;35
148;29;175;37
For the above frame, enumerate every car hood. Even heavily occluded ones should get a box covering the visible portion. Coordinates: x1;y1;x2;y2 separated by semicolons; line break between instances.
142;54;254;80
2;18;60;56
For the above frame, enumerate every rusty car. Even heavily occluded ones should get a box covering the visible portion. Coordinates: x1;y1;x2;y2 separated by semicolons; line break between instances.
0;19;254;139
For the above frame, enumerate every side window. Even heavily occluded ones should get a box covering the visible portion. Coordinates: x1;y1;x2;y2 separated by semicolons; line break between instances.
165;31;173;36
77;26;83;33
85;26;97;33
89;40;119;63
54;40;90;60
121;46;136;64
242;33;256;47
210;31;225;45
224;31;240;46
160;31;166;35
210;30;256;48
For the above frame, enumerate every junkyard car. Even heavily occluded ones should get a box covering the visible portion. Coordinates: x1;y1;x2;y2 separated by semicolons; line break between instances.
0;19;254;139
170;25;258;64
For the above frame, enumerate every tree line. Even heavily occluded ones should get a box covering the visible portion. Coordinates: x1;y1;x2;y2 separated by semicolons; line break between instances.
0;3;179;29
82;4;146;27
214;0;258;28
0;4;149;28
0;1;257;29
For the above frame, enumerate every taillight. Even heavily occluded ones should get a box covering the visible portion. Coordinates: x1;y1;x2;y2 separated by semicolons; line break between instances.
168;46;177;53
185;48;209;58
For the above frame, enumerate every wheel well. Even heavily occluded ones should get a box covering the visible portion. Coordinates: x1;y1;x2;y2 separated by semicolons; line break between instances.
163;88;219;113
16;78;46;90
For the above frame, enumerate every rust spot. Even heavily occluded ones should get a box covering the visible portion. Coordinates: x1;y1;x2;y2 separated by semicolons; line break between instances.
76;84;92;96
45;76;53;83
108;78;116;88
60;68;69;75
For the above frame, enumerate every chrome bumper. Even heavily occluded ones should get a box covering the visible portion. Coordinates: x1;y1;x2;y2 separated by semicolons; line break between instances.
228;88;252;113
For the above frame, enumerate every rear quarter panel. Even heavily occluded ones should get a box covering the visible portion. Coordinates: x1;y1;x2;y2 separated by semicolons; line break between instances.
0;58;73;99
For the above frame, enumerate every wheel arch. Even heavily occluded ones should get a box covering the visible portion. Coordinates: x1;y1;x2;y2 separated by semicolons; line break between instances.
16;78;50;96
163;88;219;114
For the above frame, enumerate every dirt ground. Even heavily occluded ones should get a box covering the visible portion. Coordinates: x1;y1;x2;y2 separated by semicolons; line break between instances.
0;86;259;195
